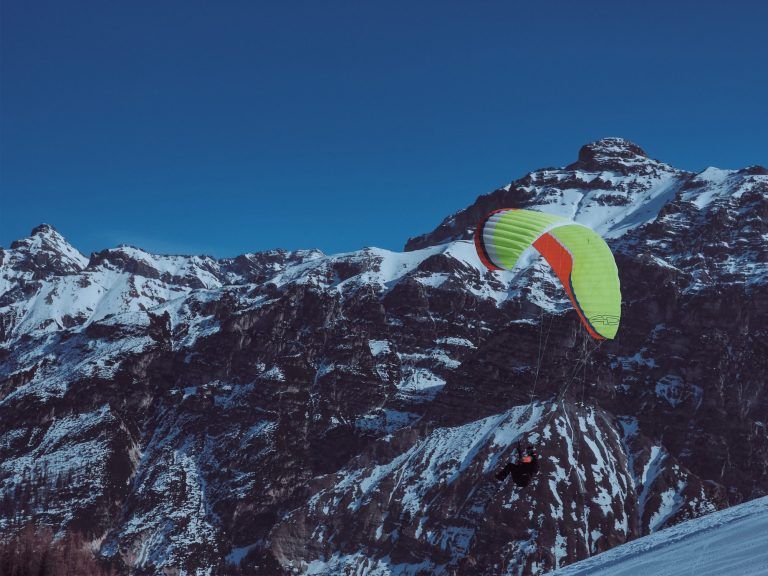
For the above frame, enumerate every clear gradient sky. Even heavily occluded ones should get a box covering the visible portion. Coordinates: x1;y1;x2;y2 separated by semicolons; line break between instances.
1;1;766;257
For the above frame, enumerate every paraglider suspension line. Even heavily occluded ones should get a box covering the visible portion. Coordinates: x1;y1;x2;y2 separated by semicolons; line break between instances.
542;334;601;430
529;306;555;408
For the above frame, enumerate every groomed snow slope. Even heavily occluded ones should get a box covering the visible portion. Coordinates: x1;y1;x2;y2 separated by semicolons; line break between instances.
549;496;768;576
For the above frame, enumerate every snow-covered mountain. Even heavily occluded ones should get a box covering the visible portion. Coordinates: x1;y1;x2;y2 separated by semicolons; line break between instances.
1;138;766;575
549;494;768;576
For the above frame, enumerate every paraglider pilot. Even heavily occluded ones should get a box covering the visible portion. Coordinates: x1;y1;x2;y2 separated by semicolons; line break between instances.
496;442;539;487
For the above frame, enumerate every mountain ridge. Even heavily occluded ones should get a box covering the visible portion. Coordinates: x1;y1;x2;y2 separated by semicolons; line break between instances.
1;138;766;575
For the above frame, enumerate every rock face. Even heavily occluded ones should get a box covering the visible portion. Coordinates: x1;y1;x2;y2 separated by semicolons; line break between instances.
1;138;766;575
567;137;653;174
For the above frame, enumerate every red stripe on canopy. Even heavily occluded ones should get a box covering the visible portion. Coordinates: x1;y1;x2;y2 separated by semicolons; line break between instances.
533;232;603;340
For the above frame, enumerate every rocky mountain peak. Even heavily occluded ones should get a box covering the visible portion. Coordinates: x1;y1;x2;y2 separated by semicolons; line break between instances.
566;137;657;173
29;223;57;236
11;223;68;250
84;245;226;290
580;136;647;160
4;223;88;278
740;165;768;176
405;138;683;251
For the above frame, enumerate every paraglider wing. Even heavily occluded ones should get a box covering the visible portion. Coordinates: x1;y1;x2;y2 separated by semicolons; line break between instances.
474;208;621;340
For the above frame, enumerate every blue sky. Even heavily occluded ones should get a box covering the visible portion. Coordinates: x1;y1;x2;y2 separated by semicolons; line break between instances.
2;1;766;257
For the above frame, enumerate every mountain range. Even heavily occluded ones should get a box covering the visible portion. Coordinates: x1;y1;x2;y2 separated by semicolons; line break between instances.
1;137;766;575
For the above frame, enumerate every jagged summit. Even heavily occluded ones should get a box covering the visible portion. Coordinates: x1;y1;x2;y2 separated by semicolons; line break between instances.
405;137;682;251
2;225;330;294
581;137;647;158
564;137;670;175
570;137;646;166
29;223;58;236
11;223;69;249
4;223;88;279
741;165;768;175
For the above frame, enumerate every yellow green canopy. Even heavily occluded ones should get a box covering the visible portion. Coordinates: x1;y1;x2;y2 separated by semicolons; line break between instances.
474;208;621;340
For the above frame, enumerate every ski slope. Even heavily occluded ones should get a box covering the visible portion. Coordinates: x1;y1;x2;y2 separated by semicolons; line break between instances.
550;496;768;576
